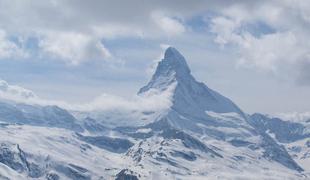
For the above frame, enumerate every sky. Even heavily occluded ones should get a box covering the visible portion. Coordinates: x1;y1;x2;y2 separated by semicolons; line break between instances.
0;0;309;115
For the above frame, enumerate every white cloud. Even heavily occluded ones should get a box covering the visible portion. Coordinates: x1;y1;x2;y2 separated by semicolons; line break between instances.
91;24;144;39
276;112;310;123
0;29;28;59
210;17;242;46
152;12;186;36
209;1;310;80
0;79;37;101
0;0;198;64
236;31;300;71
0;0;273;65
38;31;112;65
0;78;175;113
76;83;175;112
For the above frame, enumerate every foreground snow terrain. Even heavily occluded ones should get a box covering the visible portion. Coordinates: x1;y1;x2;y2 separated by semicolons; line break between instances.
0;47;309;179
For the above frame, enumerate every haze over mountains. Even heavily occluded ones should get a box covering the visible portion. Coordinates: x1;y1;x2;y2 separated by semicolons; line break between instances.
0;47;309;179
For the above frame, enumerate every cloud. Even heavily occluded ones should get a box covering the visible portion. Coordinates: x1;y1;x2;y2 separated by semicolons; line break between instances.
296;59;310;86
0;79;37;101
0;0;207;64
236;31;299;71
210;17;302;72
210;17;242;46
0;78;175;113
1;0;310;83
152;12;186;36
76;83;175;112
0;0;282;65
276;111;310;123
209;1;310;82
0;29;28;59
38;31;112;65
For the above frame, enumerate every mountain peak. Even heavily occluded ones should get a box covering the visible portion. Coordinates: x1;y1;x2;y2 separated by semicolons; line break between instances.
162;47;191;75
138;47;191;94
164;47;183;60
139;47;244;119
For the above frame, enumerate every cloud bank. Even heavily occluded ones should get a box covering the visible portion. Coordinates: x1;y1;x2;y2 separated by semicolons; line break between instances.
276;112;310;123
209;0;310;83
0;79;175;112
0;80;37;100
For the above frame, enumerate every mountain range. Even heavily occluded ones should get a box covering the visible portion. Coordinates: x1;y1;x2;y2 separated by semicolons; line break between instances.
0;47;309;179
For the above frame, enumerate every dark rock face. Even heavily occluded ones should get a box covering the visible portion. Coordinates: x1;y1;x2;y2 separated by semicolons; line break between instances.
46;173;60;180
76;133;134;153
0;102;26;124
83;117;109;133
160;128;223;158
229;139;254;147
250;113;310;143
0;141;93;179
55;164;91;180
0;142;28;173
39;105;83;132
248;114;305;172
170;151;197;161
115;126;154;139
115;169;139;180
0;142;45;178
260;133;304;172
306;140;310;148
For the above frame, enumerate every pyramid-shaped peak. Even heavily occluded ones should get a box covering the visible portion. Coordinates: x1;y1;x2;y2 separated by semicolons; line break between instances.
138;47;191;94
162;47;190;74
164;47;183;59
139;47;244;117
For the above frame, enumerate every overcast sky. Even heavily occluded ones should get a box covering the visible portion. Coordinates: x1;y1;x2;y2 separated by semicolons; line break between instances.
0;0;309;115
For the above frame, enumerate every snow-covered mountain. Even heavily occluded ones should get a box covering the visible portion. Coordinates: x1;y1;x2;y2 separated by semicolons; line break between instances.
0;47;309;179
250;113;310;174
250;113;310;143
138;47;247;134
0;101;82;132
